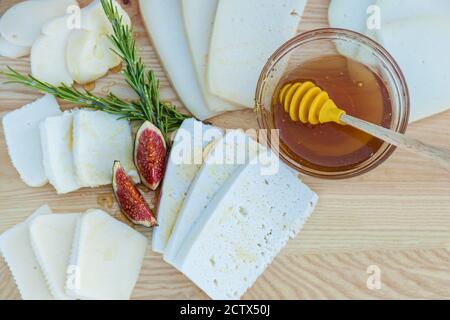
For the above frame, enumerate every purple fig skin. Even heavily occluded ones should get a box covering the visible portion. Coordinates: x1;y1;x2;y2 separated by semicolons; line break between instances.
134;121;167;190
112;161;157;228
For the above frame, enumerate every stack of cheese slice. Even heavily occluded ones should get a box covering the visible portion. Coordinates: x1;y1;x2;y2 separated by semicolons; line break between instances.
139;0;307;120
152;119;318;299
329;0;450;122
0;206;147;300
2;94;138;193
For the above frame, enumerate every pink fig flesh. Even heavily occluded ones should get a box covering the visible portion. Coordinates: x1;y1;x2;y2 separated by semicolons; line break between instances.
134;121;167;190
112;161;157;228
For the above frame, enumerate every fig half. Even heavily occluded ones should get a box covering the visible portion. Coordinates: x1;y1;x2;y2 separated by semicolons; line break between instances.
112;161;157;227
134;121;167;190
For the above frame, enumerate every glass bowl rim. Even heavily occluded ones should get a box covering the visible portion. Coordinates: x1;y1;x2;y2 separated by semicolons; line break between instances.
255;28;410;179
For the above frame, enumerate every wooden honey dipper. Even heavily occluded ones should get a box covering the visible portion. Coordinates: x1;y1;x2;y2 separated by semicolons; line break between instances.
279;81;450;171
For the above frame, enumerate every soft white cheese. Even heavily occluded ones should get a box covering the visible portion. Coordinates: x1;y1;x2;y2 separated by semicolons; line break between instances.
67;210;147;300
72;109;138;187
152;118;222;253
164;130;259;267
176;161;318;300
2;94;62;187
29;213;80;300
208;0;307;107
40;111;80;194
0;205;54;300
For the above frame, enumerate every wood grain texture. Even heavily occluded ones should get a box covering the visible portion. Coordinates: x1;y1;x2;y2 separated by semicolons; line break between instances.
1;0;449;300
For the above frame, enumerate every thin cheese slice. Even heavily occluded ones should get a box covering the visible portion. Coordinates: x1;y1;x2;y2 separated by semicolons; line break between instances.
139;0;217;120
67;210;147;300
181;0;241;113
374;17;450;122
208;0;307;107
72;110;138;187
29;213;80;300
176;161;318;300
2;94;62;187
164;130;259;267
40;111;80;194
0;205;54;300
152;118;222;253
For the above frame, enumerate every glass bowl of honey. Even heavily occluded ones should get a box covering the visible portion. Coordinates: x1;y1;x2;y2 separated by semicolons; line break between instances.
255;28;410;179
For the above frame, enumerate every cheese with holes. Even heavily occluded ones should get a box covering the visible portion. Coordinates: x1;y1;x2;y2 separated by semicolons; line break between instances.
164;130;259;267
67;210;147;300
72;110;138;187
2;95;62;187
176;161;318;299
29;213;80;300
0;205;54;300
152;118;222;253
40;111;80;194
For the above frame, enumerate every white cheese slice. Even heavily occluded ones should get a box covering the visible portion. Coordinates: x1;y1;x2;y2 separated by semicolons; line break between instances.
152;118;222;253
67;210;147;300
139;0;217;120
29;213;80;300
31;13;76;86
181;0;241;113
2;94;62;187
0;31;30;58
0;0;77;47
40;111;80;194
208;0;307;108
0;205;54;300
164;130;259;267
176;161;318;300
72;109;138;187
374;17;450;122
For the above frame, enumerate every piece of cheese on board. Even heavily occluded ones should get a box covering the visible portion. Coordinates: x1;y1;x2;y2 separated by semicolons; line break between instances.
139;0;217;120
208;0;307;108
374;17;450;122
164;130;259;267
72;110;138;187
40;111;80;194
176;161;318;300
0;205;54;300
181;0;241;113
29;213;80;300
67;210;147;300
0;31;30;58
152;118;222;253
2;94;62;187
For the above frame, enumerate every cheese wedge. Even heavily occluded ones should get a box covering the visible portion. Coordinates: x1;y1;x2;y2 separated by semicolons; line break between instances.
208;0;307;108
181;0;241;113
176;161;318;300
2;95;62;187
72;110;138;187
152;118;222;253
67;210;147;300
374;17;450;122
164;130;259;267
0;205;54;300
29;214;80;300
0;0;77;47
139;0;217;120
40;111;80;194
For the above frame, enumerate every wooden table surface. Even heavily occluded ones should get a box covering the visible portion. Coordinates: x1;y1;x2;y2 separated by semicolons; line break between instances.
1;0;449;300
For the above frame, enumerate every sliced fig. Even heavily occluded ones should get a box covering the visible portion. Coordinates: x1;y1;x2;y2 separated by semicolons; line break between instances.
112;161;157;228
134;121;167;190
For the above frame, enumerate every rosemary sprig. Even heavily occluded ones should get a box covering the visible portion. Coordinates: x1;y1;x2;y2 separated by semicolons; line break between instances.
101;0;189;142
0;67;146;121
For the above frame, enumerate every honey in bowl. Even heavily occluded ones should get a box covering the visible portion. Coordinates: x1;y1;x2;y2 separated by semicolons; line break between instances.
272;55;392;172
